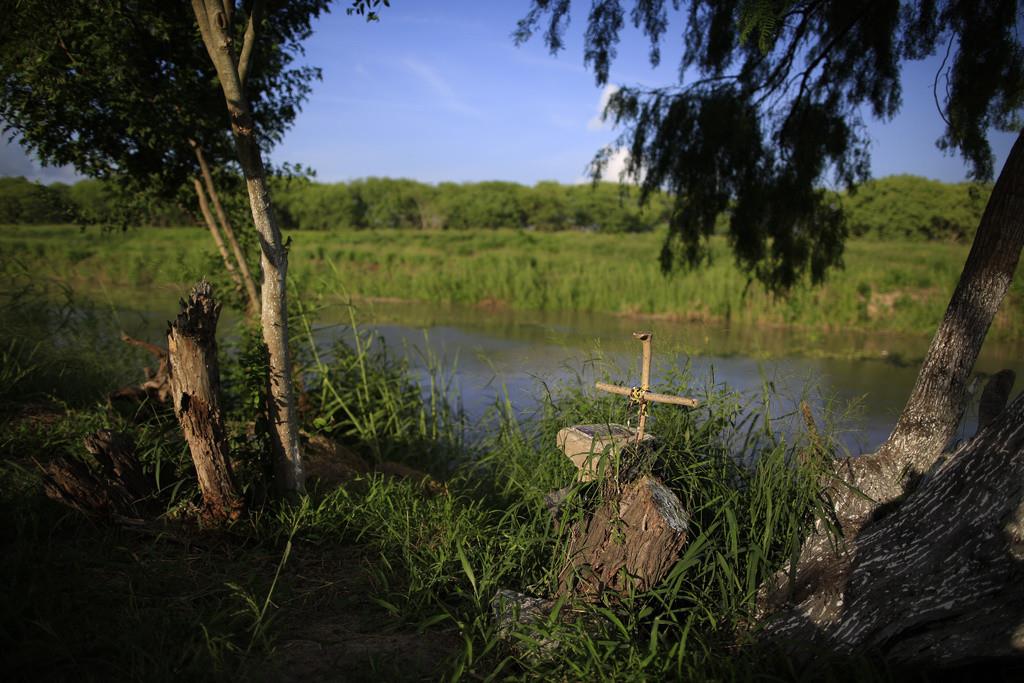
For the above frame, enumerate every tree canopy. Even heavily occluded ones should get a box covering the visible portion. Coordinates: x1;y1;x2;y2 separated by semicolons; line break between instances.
515;0;1024;290
0;0;328;210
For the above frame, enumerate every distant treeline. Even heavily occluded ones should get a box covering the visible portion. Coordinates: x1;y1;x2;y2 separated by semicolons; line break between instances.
0;173;992;241
0;177;190;227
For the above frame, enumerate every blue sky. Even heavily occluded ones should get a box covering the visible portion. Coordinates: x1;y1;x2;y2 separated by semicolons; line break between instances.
1;1;1017;185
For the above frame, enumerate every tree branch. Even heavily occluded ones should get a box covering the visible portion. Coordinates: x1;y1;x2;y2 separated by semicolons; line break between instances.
221;0;234;27
238;0;266;90
192;0;246;114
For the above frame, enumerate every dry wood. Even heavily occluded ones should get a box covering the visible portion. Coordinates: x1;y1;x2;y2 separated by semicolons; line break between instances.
559;475;689;598
41;429;154;517
168;281;243;521
109;333;171;404
593;383;699;407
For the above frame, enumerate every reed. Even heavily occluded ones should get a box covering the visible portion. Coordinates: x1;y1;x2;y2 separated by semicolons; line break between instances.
4;224;1020;339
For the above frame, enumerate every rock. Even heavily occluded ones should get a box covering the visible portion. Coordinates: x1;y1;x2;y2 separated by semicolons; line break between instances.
556;423;656;482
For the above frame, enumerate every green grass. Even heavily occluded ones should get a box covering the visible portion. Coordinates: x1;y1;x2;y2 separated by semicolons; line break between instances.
1;277;910;681
4;224;1022;339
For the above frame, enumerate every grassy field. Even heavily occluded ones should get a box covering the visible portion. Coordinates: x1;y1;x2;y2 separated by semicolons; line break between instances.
4;224;1023;339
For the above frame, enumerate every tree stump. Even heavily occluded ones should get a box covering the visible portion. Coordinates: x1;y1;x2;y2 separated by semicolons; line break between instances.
168;281;243;522
559;474;689;598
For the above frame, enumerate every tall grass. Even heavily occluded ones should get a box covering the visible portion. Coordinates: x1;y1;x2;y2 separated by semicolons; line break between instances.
1;281;890;680
287;317;850;679
4;224;1021;339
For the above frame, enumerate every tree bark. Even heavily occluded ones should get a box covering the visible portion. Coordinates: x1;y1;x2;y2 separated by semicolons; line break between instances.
191;139;260;316
559;475;689;598
878;128;1024;484
168;281;243;521
761;392;1024;667
193;176;246;299
41;430;155;517
757;131;1024;667
192;0;304;495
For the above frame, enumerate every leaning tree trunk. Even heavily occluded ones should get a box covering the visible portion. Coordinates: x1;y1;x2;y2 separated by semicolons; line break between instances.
192;0;304;495
761;391;1024;666
193;176;246;300
758;130;1024;666
168;282;244;521
878;128;1024;483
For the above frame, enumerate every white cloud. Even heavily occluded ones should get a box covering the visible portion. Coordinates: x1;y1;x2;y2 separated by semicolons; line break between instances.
587;84;620;131
403;58;480;117
575;147;636;185
602;146;631;181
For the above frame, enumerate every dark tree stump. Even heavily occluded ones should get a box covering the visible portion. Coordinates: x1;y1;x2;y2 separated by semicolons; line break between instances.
168;281;243;522
41;429;154;517
559;475;689;598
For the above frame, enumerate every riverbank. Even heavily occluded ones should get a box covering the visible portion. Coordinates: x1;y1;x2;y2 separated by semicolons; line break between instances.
4;224;1021;340
2;285;861;681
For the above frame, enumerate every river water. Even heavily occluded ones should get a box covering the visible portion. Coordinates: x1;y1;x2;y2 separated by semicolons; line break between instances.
304;300;1024;456
114;295;1023;456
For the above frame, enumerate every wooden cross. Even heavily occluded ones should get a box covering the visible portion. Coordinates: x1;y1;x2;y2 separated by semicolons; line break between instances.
595;331;699;442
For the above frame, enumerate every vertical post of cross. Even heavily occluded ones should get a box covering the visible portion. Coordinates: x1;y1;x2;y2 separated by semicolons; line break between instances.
634;331;652;441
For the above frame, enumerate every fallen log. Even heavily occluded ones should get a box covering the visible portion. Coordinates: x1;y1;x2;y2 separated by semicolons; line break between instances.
109;333;172;405
41;429;155;517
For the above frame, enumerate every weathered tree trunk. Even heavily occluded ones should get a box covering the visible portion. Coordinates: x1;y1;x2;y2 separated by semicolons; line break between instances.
191;139;260;316
192;0;304;495
758;133;1024;666
761;392;1024;666
559;475;689;598
879;128;1024;483
168;281;243;521
193;176;246;301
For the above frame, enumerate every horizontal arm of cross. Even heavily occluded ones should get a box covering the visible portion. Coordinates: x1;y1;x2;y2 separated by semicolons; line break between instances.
595;382;699;408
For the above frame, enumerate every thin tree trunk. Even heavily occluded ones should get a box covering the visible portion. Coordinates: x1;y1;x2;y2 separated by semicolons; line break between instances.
192;0;304;495
191;139;260;315
168;281;244;521
193;177;245;298
879;128;1024;483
